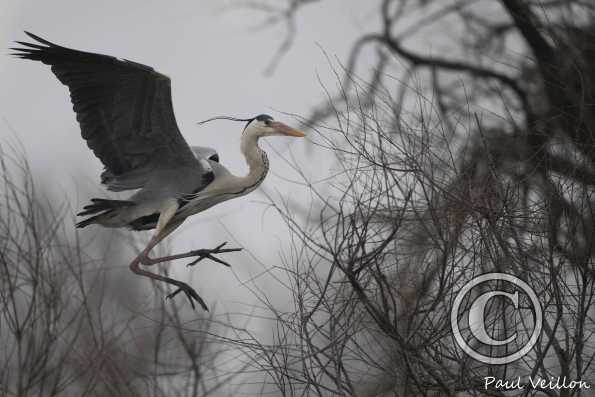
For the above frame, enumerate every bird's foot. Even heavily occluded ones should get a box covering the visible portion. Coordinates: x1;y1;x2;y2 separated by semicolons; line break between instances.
167;282;208;311
185;242;242;268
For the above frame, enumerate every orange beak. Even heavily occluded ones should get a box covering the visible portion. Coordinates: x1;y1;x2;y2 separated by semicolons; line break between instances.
271;121;306;137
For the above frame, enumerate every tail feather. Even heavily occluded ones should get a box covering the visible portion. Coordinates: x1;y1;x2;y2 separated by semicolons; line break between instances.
76;198;135;228
77;198;134;216
76;213;104;228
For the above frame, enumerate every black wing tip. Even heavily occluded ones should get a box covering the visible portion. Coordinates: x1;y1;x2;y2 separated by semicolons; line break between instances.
14;40;44;48
10;31;57;60
11;31;156;71
23;31;58;47
10;51;36;60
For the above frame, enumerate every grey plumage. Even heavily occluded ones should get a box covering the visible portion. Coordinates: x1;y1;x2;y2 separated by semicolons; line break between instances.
12;32;214;230
13;32;306;310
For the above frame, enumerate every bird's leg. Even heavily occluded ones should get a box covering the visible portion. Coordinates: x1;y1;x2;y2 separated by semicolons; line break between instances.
139;242;242;267
154;242;242;301
130;250;208;311
130;201;241;309
129;202;209;310
138;237;241;304
139;200;241;267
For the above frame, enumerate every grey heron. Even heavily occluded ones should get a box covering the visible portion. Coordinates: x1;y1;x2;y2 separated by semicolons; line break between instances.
12;32;305;310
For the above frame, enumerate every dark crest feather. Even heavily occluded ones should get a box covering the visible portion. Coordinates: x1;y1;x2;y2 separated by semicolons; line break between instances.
196;115;253;126
197;114;273;131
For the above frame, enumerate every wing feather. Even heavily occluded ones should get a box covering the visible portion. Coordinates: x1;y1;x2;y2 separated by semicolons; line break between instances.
12;32;199;191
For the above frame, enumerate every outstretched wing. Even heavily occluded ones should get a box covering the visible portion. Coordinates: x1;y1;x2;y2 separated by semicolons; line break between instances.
12;31;199;191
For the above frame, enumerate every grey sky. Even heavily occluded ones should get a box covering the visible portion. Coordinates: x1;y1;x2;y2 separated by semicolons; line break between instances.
0;1;380;315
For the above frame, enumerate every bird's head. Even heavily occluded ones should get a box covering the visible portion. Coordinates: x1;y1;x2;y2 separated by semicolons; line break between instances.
243;114;305;138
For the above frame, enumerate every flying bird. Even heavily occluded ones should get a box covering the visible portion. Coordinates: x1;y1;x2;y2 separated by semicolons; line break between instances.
12;32;305;310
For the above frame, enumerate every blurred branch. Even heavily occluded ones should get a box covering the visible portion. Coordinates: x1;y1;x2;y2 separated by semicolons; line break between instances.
0;144;241;396
228;1;595;394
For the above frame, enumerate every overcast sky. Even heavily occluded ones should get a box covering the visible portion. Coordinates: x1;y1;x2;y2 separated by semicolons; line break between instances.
0;0;385;320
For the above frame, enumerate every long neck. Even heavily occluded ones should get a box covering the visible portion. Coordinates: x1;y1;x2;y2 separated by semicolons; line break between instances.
239;132;269;190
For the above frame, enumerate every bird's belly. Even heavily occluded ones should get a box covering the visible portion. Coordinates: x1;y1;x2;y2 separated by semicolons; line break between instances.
175;194;234;220
124;200;172;230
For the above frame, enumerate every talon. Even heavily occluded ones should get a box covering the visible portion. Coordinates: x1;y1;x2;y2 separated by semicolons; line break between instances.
186;256;203;267
184;290;196;310
166;288;184;299
205;254;232;267
184;243;242;268
166;284;208;311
